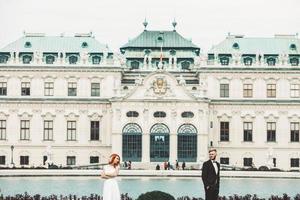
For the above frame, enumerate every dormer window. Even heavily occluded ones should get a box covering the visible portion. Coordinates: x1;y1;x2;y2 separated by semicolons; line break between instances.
232;43;239;50
243;57;253;66
144;49;151;55
170;49;176;56
181;61;190;70
22;55;32;64
69;55;78;64
153;111;166;118
290;44;297;50
290;57;299;66
81;42;88;48
24;41;32;48
0;55;8;64
220;56;229;65
92;56;101;64
45;55;55;64
267;57;276;66
130;61;140;69
157;36;163;42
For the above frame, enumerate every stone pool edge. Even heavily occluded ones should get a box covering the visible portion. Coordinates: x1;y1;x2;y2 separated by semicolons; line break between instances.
0;170;300;179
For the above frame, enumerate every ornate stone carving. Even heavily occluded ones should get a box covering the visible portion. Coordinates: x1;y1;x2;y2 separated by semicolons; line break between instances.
153;77;167;95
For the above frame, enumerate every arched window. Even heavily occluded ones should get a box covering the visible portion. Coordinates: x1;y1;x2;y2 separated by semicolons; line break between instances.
243;57;253;66
131;61;140;69
290;57;299;66
150;123;170;162
122;123;142;161
126;111;139;118
0;55;8;64
177;124;197;162
153;111;166;118
69;55;78;64
181;61;190;70
220;56;229;65
123;86;128;90
22;55;32;64
267;57;276;66
181;111;194;118
92;56;101;64
45;55;55;64
192;87;197;91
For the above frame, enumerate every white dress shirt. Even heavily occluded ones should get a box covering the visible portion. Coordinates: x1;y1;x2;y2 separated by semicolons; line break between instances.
211;160;218;174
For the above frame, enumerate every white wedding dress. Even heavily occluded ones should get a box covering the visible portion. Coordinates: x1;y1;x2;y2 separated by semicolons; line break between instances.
102;165;120;200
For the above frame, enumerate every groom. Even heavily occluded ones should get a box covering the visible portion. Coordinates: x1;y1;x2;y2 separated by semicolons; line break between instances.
201;148;220;200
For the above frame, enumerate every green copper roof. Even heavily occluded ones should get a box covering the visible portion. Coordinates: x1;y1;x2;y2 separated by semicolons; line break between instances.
0;35;110;53
121;30;199;49
209;35;300;55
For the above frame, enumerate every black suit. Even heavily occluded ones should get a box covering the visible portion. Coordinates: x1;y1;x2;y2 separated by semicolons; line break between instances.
201;160;220;200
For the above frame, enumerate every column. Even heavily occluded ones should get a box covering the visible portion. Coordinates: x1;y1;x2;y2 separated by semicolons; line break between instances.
142;133;150;163
169;133;177;163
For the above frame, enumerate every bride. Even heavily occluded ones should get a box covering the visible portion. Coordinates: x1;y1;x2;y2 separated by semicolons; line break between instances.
101;153;121;200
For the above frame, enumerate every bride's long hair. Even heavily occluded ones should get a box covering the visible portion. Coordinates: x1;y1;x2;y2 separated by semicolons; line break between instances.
108;153;120;167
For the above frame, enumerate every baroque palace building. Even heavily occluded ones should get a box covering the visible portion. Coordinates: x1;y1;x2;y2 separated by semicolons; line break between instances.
0;22;300;170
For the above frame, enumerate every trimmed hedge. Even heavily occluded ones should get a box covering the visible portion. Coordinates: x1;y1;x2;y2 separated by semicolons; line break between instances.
137;191;175;200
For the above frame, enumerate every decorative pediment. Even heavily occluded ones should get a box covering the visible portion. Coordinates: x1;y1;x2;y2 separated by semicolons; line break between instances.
41;112;56;119
18;112;33;119
264;113;279;121
64;112;79;120
88;112;103;121
123;71;198;101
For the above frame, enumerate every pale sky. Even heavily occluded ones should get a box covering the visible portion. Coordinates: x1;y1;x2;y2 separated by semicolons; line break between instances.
0;0;299;52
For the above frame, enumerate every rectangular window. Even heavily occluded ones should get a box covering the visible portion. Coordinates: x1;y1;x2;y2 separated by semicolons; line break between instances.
0;82;7;96
243;122;253;142
67;121;76;141
91;83;100;97
20;120;30;140
44;82;54;96
90;156;99;164
291;84;300;98
44;120;53;141
267;122;276;142
68;82;77;96
243;84;253;98
21;82;30;96
0;120;6;140
43;155;47;165
290;122;300;142
291;158;300;168
0;156;5;165
90;121;100;141
220;121;229;141
20;156;29;165
243;158;253;167
67;156;76;165
220;157;229;165
267;84;276;98
273;158;277;167
220;84;229;98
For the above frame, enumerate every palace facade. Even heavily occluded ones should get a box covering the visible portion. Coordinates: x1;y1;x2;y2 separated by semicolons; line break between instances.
0;24;300;170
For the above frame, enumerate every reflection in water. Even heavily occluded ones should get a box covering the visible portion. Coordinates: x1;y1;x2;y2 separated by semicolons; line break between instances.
0;177;299;198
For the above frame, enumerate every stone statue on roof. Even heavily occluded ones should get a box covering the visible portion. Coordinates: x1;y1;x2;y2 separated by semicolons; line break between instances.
35;51;42;64
80;50;89;64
